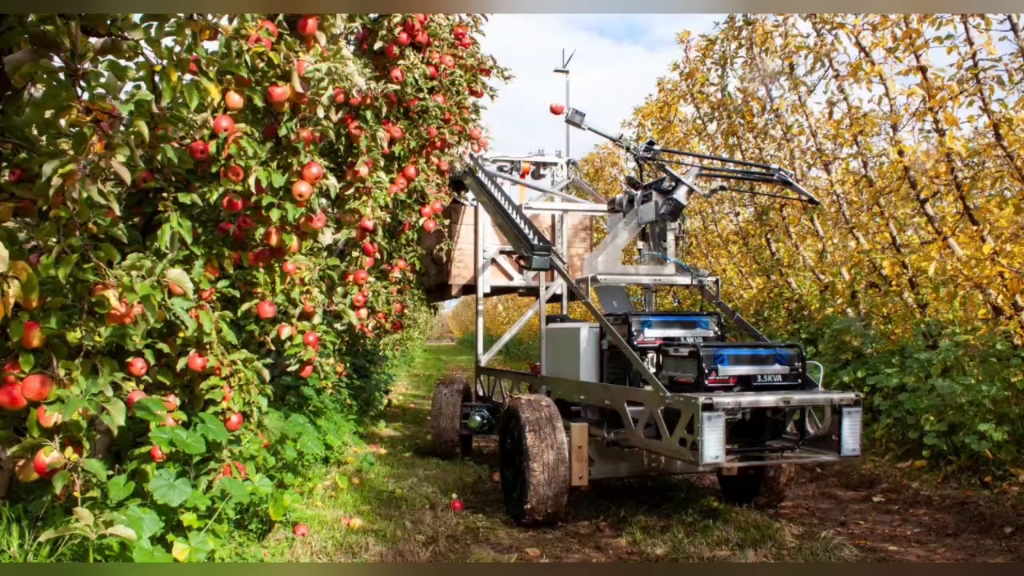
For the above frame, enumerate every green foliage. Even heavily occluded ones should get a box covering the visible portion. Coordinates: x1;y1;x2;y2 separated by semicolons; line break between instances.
0;12;504;561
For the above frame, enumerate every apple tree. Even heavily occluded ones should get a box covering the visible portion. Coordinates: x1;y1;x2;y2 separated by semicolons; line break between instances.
0;13;504;560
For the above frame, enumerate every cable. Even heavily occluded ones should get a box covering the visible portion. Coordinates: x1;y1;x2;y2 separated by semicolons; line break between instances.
640;250;711;278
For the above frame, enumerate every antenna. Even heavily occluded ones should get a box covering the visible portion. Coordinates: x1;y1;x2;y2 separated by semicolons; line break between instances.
553;48;575;159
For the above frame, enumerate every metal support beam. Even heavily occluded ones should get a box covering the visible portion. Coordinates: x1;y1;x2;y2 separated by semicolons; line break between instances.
475;202;485;369
484;168;589;203
522;201;609;214
480;281;560;366
539;272;547;373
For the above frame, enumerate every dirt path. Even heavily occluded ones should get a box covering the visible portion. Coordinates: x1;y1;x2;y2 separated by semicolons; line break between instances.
297;344;1024;563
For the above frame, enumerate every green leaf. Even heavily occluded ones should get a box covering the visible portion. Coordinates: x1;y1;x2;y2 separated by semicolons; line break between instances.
185;531;214;561
40;158;65;182
134;119;150;144
123;505;163;541
164;268;194;298
103;524;138;541
183;82;199;111
98;243;121;264
147;469;192;507
133;397;169;423
216;477;250;504
172;428;206;455
60;396;87;422
56;254;79;283
103;398;127;431
180;512;201;529
38;525;87;542
268;492;290;522
107;475;136;504
110;160;132;185
198;310;213;334
52;470;72;495
132;541;174;563
196;413;229;443
81;458;108;481
73;506;95;527
18;351;34;373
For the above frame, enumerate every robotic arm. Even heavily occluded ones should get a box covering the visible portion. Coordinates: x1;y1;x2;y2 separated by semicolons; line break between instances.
562;107;821;223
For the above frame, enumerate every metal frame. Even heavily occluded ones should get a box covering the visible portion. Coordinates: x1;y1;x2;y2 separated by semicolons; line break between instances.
462;155;861;480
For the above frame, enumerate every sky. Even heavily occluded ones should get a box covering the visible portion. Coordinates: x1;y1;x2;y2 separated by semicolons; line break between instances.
474;14;725;161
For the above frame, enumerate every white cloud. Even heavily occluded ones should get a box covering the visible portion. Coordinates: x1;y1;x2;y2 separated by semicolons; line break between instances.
476;14;723;161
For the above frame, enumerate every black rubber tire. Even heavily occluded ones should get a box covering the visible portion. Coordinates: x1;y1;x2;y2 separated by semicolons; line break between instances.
430;377;472;459
716;462;794;508
498;395;570;526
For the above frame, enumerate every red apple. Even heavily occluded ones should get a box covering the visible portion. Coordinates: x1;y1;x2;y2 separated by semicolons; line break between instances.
15;459;39;483
362;242;377;257
292;180;313;202
223;164;245;184
353;292;368;308
298;362;315;379
188;141;210;161
163;394;179;412
451;499;464;512
294;523;310;537
150;445;167;463
0;383;27;412
20;374;52;402
222;193;244;214
127;389;147;409
21;321;45;349
359;217;374;233
282;261;298;275
36;405;62;428
550;103;565;115
353;269;369;285
303;331;320;349
2;359;21;385
302;161;324;184
225;90;245;111
8;167;27;184
33;446;64;479
127;358;148;378
430;200;444;214
225;412;244;432
296;15;318;37
402;165;418;180
212;114;236;136
136;170;155;187
188;352;208;373
265;227;283;248
423;219;438;233
389;67;405;84
266;84;292;109
419;205;433;219
278;324;294;340
256;300;277;320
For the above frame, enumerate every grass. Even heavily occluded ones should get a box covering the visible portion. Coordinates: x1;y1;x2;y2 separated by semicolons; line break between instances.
244;341;861;562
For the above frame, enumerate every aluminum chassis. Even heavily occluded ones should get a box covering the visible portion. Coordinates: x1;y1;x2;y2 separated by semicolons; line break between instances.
460;134;862;485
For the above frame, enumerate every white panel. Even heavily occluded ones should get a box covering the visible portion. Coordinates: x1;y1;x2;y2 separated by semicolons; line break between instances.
542;323;600;383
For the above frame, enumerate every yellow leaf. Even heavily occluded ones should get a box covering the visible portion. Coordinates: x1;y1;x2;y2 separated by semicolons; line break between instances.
982;243;994;255
7;260;32;282
200;77;221;103
171;541;190;562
